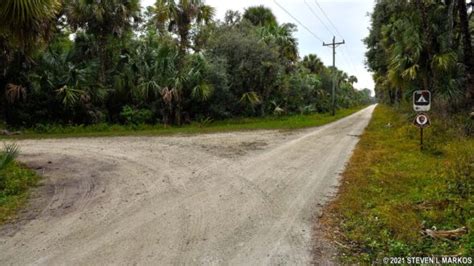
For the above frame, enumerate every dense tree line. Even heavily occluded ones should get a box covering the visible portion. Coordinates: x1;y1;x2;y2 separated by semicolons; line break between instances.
0;0;371;127
366;0;473;111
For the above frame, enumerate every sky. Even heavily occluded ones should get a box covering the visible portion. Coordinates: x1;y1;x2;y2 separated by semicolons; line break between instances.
141;0;375;93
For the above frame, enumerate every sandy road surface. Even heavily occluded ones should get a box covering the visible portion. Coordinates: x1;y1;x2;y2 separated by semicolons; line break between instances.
0;105;375;265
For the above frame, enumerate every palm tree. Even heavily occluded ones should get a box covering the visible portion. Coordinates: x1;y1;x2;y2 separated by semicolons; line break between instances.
260;23;298;64
302;54;325;74
151;0;215;57
0;0;61;78
243;6;277;27
124;33;212;125
224;10;242;26
338;71;349;85
457;0;473;103
0;0;61;53
28;46;98;111
348;75;358;85
0;0;61;121
65;0;141;84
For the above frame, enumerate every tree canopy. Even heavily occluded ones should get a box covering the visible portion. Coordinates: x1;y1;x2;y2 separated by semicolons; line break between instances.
366;0;473;110
0;1;371;127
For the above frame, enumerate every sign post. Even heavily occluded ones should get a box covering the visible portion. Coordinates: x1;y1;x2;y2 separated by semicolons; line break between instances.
413;90;431;150
420;127;423;149
413;113;431;150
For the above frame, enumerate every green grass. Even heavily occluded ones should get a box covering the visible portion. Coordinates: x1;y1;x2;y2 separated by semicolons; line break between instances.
0;161;40;224
0;106;366;139
323;104;473;263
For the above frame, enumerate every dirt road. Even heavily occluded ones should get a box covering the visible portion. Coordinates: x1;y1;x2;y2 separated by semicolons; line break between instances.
0;105;375;265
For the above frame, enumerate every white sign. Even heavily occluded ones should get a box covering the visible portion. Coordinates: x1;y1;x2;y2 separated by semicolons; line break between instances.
414;114;431;128
413;90;431;112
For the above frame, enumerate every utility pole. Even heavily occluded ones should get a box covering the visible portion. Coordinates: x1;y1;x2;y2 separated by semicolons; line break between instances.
323;36;345;116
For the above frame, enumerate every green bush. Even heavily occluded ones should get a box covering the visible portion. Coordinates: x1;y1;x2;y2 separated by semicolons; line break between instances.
120;106;154;125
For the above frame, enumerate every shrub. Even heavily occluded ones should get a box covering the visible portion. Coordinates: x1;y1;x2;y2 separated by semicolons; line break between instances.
120;105;154;125
0;143;20;191
0;143;19;172
0;143;38;197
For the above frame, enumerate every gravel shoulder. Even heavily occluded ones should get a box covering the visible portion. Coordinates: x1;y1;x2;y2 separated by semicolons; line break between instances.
0;105;375;265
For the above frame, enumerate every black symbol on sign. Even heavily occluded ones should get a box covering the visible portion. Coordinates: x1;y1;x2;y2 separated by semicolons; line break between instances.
415;92;430;106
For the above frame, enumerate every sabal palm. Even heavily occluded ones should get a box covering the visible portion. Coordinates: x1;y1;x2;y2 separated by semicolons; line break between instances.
66;0;140;35
121;33;212;125
66;0;141;83
0;0;61;52
243;6;277;27
260;23;298;63
28;48;98;109
338;71;349;85
152;0;215;56
302;54;324;74
348;75;358;85
0;0;62;118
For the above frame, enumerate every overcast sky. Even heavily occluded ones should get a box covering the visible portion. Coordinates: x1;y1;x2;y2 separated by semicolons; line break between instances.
141;0;375;93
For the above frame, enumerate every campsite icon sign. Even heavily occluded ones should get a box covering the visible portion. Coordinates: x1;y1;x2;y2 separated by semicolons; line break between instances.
413;90;431;112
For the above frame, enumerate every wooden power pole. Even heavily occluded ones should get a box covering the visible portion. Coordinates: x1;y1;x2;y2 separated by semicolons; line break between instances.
323;36;345;116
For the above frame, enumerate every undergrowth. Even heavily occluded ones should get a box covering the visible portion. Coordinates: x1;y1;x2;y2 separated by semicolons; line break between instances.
1;106;366;139
0;144;40;223
323;104;473;263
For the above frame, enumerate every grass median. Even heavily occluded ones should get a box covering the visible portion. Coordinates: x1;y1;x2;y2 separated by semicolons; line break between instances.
321;104;473;263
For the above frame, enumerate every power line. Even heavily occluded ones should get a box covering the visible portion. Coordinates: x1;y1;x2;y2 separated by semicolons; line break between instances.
313;0;344;40
276;0;359;81
340;47;359;77
273;0;324;43
303;0;333;37
313;1;359;77
312;0;358;75
306;0;358;76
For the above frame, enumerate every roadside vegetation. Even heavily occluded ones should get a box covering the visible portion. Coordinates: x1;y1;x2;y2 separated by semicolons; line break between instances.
0;1;372;131
323;105;473;263
0;106;365;139
0;144;39;223
322;0;473;263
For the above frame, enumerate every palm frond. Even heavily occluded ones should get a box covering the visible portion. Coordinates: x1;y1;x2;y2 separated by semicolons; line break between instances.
5;83;27;104
240;91;261;107
431;52;456;71
191;83;213;101
56;85;85;108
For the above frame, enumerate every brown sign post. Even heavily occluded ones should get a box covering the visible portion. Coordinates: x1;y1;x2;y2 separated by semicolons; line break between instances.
413;90;432;151
413;113;431;150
